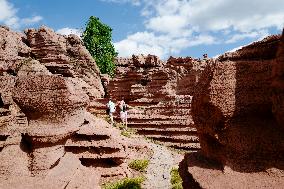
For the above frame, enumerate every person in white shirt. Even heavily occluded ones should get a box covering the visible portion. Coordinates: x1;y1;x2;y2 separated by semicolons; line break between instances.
119;98;128;128
106;98;116;125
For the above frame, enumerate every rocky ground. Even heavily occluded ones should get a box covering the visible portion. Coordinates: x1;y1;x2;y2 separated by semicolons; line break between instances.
142;142;183;189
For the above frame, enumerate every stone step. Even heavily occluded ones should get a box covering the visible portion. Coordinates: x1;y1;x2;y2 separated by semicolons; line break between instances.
72;133;110;141
147;135;199;143
127;122;191;129
98;165;128;179
65;145;121;155
88;112;191;123
65;139;123;150
136;127;197;135
128;101;157;106
125;116;191;122
163;142;201;151
74;151;127;160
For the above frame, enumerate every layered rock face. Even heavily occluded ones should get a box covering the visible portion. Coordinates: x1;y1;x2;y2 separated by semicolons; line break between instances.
271;31;284;128
180;33;284;188
90;54;209;151
0;26;147;188
0;59;101;188
25;26;104;99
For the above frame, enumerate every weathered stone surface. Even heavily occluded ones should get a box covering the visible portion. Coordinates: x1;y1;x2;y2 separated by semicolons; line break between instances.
14;61;88;121
0;26;149;188
90;55;210;151
132;54;165;67
192;34;284;168
11;60;89;176
0;26;30;72
180;33;284;188
271;29;284;128
65;112;133;183
25;26;104;99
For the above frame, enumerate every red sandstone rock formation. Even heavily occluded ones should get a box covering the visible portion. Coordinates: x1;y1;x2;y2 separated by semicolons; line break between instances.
132;54;165;67
1;59;101;187
90;54;210;151
180;33;284;188
25;26;104;99
0;26;149;188
0;26;30;72
271;29;284;128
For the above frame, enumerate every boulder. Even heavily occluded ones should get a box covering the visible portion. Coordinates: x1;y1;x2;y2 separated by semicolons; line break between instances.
180;33;284;188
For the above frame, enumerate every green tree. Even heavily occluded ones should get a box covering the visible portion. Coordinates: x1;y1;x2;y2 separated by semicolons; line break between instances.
82;16;117;76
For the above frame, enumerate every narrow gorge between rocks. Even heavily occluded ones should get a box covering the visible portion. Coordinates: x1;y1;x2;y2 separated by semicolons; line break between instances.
0;25;284;189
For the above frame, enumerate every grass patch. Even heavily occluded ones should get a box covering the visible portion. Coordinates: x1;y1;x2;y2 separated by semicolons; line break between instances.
103;176;145;189
115;122;126;129
170;167;183;189
136;106;146;110
167;146;188;155
103;116;111;124
144;137;163;145
120;128;136;138
121;130;132;137
128;159;149;172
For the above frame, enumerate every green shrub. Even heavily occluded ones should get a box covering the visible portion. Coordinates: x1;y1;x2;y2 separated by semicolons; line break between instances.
170;168;183;189
128;159;149;172
103;177;145;189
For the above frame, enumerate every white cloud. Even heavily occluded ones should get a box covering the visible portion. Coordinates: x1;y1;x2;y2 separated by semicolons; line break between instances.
56;27;82;37
189;35;217;46
0;0;42;29
0;0;16;20
106;0;284;58
225;30;269;44
114;31;218;58
146;15;188;34
5;17;20;28
143;0;284;33
100;0;141;6
21;16;43;25
114;32;168;58
0;0;18;27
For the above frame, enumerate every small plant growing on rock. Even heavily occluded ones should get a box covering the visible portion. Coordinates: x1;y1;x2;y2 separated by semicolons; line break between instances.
121;130;131;137
103;176;145;189
115;122;126;129
170;167;183;189
103;116;111;124
120;128;136;138
128;159;149;172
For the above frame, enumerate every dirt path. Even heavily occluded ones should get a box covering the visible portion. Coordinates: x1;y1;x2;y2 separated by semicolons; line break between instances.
142;142;183;189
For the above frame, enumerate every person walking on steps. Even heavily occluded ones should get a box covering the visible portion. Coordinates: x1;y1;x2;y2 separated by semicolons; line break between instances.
106;98;116;126
119;98;128;129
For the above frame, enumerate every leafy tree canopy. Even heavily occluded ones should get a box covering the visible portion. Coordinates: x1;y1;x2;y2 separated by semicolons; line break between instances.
82;16;117;76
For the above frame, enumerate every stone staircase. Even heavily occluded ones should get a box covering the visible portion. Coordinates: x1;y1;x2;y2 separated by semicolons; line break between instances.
88;98;200;152
64;115;130;182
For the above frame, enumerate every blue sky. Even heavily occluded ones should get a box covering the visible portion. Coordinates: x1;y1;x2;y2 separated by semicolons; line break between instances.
0;0;283;59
